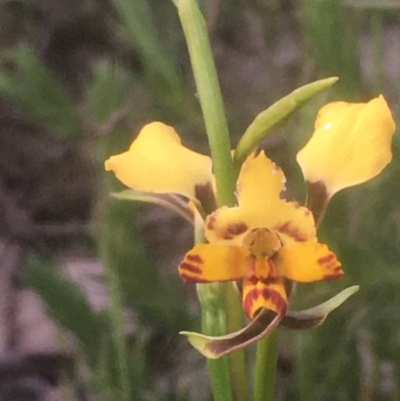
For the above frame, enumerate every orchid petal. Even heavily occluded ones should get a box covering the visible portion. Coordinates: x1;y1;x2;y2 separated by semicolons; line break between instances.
297;96;395;197
179;244;251;283
105;122;213;200
281;285;359;330
181;308;282;359
206;152;315;245
275;240;343;282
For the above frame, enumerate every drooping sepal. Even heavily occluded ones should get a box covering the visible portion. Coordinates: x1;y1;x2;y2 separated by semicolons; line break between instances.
280;285;359;330
111;189;194;224
181;308;283;359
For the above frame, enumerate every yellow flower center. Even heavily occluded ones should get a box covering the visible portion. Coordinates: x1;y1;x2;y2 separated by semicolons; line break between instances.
242;228;282;279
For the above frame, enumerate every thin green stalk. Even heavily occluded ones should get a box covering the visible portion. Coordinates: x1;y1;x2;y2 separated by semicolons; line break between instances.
254;329;279;401
225;286;249;401
102;246;131;401
178;0;236;207
198;283;234;401
177;2;247;401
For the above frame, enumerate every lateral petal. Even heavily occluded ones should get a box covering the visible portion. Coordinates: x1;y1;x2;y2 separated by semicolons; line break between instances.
275;241;343;282
178;244;251;283
297;96;395;197
105;122;213;200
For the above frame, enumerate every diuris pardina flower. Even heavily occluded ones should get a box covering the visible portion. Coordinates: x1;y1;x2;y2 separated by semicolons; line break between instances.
179;152;342;319
105;95;395;357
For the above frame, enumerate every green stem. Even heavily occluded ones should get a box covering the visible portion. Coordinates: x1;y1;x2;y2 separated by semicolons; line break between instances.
178;0;236;207
178;2;247;401
225;285;250;401
254;329;279;401
198;283;234;401
107;266;131;401
101;237;131;401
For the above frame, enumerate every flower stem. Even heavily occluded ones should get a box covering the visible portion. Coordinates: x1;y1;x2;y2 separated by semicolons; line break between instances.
178;2;247;401
225;285;250;401
178;0;236;207
103;254;131;401
254;329;279;401
198;283;234;401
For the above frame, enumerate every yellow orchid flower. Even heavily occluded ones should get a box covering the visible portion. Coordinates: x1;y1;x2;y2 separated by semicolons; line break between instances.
105;122;343;320
297;96;396;217
179;153;343;319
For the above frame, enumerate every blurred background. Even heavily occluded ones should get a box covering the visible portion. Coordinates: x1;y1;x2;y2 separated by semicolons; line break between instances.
0;0;399;400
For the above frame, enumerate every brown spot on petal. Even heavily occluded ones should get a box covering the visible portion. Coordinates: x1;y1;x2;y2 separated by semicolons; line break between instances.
206;214;216;230
186;254;204;263
180;262;202;275
275;221;308;242
307;180;330;223
263;289;287;316
322;272;344;280
222;222;248;240
195;182;217;215
317;253;336;265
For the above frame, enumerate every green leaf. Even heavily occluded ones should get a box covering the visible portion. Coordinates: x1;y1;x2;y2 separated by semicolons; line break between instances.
281;285;359;330
0;47;81;139
24;257;105;366
181;308;282;359
85;62;132;126
233;77;338;171
112;0;182;96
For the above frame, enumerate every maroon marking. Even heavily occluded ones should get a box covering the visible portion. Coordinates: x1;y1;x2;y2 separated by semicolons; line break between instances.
222;222;248;240
246;275;258;285
206;214;216;230
275;221;308;242
333;266;343;272
262;289;287;316
322;272;344;281
243;285;287;318
186;254;204;263
195;183;217;215
307;181;329;223
179;262;202;274
180;273;210;283
259;276;279;286
317;253;336;265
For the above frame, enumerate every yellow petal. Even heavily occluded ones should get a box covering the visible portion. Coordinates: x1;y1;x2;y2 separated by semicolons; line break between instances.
274;240;343;282
297;95;396;197
178;244;251;283
105;122;213;199
205;152;315;244
242;277;287;319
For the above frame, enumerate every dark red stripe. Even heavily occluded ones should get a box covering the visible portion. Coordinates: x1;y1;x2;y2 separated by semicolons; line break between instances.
186;254;204;263
317;253;335;265
180;262;202;274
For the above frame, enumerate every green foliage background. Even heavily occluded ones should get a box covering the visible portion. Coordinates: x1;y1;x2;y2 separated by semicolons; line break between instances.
0;0;399;400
